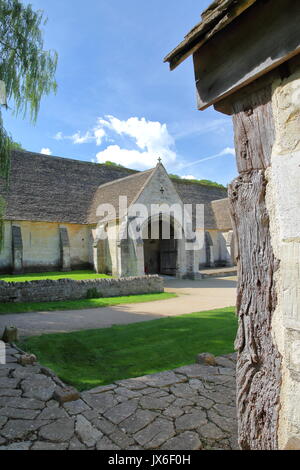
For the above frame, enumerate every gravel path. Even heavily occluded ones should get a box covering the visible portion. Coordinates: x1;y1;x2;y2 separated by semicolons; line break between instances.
0;345;238;450
0;277;237;338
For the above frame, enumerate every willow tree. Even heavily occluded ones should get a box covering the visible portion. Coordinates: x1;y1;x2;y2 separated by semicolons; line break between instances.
0;0;57;243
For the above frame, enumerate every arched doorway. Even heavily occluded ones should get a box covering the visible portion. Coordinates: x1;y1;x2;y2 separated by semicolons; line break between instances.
143;216;178;276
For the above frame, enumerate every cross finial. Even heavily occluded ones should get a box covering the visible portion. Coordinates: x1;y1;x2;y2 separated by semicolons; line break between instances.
158;156;162;164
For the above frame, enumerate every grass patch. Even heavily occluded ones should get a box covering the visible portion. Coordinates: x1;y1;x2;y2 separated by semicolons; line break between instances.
0;270;112;283
0;292;176;315
20;306;237;391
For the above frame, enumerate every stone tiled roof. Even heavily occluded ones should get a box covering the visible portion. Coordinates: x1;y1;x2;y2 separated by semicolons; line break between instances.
1;150;137;225
172;180;228;230
0;150;229;229
211;198;232;230
164;0;257;70
87;169;155;223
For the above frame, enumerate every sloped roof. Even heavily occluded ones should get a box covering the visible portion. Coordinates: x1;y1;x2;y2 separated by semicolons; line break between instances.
1;150;137;225
164;0;257;70
87;168;155;224
0;150;229;229
173;180;228;230
211;198;232;230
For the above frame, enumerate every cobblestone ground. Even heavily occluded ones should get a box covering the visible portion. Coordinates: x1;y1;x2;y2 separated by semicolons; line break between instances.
0;345;238;450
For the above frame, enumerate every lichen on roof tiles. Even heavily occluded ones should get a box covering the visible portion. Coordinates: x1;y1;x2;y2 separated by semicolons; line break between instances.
0;150;228;229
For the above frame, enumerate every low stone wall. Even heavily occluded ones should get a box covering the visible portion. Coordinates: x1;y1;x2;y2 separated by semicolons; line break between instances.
0;275;164;304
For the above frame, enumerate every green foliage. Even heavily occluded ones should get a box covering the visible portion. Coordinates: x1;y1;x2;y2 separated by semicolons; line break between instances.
0;194;6;250
0;111;10;250
0;0;57;249
0;292;176;314
0;110;12;180
0;0;58;121
10;140;24;150
19;306;237;390
170;174;226;189
0;269;112;282
194;179;226;189
104;161;125;168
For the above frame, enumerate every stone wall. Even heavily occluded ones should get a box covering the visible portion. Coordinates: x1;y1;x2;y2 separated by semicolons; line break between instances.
0;275;163;304
0;221;93;273
266;63;300;450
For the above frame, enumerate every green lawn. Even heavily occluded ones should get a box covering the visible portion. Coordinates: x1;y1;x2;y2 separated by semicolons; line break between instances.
0;292;176;315
0;270;112;283
20;306;237;391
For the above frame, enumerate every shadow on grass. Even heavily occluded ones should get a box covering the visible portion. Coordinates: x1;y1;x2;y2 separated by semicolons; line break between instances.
0;293;176;315
20;307;237;391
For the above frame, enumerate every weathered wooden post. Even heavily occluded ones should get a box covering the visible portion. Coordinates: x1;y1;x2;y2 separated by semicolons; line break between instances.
165;0;300;450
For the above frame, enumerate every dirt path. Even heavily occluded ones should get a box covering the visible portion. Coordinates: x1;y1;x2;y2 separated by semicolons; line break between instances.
0;277;237;338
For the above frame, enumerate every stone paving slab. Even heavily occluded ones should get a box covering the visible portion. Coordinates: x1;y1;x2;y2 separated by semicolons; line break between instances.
0;345;238;450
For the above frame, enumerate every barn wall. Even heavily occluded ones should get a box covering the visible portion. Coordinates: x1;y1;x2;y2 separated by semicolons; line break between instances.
0;221;93;273
67;224;91;268
106;222;119;276
21;221;60;271
0;221;12;271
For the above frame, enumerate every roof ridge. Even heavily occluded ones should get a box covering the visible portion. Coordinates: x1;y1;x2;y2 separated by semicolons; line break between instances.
129;165;161;208
95;167;155;191
11;149;138;172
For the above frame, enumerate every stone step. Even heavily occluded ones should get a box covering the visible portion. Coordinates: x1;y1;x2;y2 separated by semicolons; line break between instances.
199;267;237;278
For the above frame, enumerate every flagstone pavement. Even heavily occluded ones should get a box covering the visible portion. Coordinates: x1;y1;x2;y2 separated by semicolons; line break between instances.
0;345;238;451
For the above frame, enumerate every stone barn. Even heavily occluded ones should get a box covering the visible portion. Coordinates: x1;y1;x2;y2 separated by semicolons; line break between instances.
0;150;234;277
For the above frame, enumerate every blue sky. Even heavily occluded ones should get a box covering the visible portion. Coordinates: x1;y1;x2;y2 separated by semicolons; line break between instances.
3;0;237;185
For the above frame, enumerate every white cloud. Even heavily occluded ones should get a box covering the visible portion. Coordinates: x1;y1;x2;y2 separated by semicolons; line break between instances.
94;128;106;146
57;116;237;172
181;175;196;180
219;147;236;157
98;116;174;152
54;132;63;141
71;131;94;144
40;148;52;155
95;116;176;169
53;116;176;169
53;129;106;146
96;145;160;169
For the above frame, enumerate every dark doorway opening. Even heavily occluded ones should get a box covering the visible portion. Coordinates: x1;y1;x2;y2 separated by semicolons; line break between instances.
144;218;177;276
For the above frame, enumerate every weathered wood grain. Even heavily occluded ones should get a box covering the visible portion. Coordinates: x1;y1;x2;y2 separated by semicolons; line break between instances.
231;86;276;173
229;171;282;450
193;0;300;110
164;0;257;71
228;83;282;449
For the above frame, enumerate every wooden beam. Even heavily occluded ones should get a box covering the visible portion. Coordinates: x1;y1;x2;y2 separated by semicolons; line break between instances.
229;170;281;450
164;0;257;71
193;0;300;110
228;82;282;449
